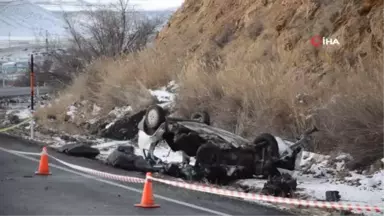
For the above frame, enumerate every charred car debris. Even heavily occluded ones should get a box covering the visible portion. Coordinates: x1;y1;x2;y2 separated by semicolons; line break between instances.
132;105;318;189
97;104;318;197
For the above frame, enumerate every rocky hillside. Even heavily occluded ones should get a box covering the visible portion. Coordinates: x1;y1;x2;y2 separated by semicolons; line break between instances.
154;0;383;166
158;0;382;70
156;0;382;100
37;0;383;168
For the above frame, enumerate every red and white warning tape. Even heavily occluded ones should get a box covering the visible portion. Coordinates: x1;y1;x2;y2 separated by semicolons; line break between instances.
8;149;145;184
148;176;383;213
49;155;145;184
7;149;42;156
8;148;384;213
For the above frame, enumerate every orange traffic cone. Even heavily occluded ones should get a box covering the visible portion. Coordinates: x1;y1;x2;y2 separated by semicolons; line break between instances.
35;146;51;175
135;172;160;208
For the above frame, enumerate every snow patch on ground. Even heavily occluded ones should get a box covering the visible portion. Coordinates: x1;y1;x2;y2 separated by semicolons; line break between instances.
347;171;384;191
92;104;101;116
236;178;266;190
298;175;384;204
147;81;178;111
49;137;68;148
66;105;77;121
360;171;384;190
149;89;175;103
237;150;384;214
149;80;177;103
1;100;32;126
108;106;133;118
16;109;32;119
5;107;32;120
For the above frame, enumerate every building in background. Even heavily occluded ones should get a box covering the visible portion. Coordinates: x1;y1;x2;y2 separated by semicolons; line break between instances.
1;61;28;87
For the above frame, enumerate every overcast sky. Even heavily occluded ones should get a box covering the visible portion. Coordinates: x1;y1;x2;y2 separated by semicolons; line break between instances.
84;0;184;10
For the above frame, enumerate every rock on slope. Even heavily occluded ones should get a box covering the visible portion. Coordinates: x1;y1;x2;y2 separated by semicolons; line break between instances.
157;0;382;88
153;0;383;165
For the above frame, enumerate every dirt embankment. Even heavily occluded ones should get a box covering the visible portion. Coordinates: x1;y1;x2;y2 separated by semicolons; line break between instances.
37;0;383;168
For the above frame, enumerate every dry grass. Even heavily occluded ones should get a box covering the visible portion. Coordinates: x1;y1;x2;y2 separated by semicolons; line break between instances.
35;42;186;126
172;0;384;166
175;45;383;165
37;0;383;167
312;61;383;167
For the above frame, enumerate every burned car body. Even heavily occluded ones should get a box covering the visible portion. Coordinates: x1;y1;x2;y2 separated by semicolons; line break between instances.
138;105;317;184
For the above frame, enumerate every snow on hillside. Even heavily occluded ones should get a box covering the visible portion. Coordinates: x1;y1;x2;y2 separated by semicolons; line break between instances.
33;0;182;12
31;0;95;12
29;0;89;4
0;0;68;38
0;0;175;40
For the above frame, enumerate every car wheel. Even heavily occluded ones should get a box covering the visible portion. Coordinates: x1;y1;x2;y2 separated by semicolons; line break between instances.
190;111;210;125
195;143;221;166
252;133;280;177
252;133;279;158
144;105;166;134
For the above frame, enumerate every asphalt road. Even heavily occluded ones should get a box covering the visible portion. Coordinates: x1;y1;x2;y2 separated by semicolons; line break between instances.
0;87;51;98
0;134;293;215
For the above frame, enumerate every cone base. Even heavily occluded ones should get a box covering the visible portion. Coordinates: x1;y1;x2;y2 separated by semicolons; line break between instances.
35;171;51;175
134;204;160;208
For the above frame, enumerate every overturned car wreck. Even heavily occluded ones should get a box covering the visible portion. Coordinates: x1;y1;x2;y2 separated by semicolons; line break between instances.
137;105;318;185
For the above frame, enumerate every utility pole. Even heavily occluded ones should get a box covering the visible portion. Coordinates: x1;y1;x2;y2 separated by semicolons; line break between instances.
45;30;49;52
8;32;11;48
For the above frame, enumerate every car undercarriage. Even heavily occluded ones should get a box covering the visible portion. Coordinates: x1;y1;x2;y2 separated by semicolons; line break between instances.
137;105;318;184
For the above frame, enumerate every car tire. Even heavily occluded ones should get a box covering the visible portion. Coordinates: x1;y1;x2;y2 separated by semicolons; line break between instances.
190;111;210;125
144;105;166;134
252;133;280;177
195;143;221;166
252;133;279;158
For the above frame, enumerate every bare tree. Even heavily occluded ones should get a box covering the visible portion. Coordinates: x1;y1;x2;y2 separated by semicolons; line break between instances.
39;0;165;87
62;0;162;60
15;1;165;88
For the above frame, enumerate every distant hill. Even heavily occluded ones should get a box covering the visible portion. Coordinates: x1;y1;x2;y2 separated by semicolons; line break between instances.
0;0;176;40
0;0;67;38
29;0;91;7
29;0;94;11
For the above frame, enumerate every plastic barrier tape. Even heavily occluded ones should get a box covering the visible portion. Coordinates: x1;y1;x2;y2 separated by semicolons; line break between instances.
49;155;145;184
8;148;384;213
6;149;41;156
0;118;32;132
9;149;145;183
148;176;383;213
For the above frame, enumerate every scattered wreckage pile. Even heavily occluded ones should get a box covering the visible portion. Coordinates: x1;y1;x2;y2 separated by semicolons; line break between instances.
1;96;335;200
57;105;319;198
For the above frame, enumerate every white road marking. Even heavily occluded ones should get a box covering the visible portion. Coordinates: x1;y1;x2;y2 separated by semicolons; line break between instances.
0;146;231;216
